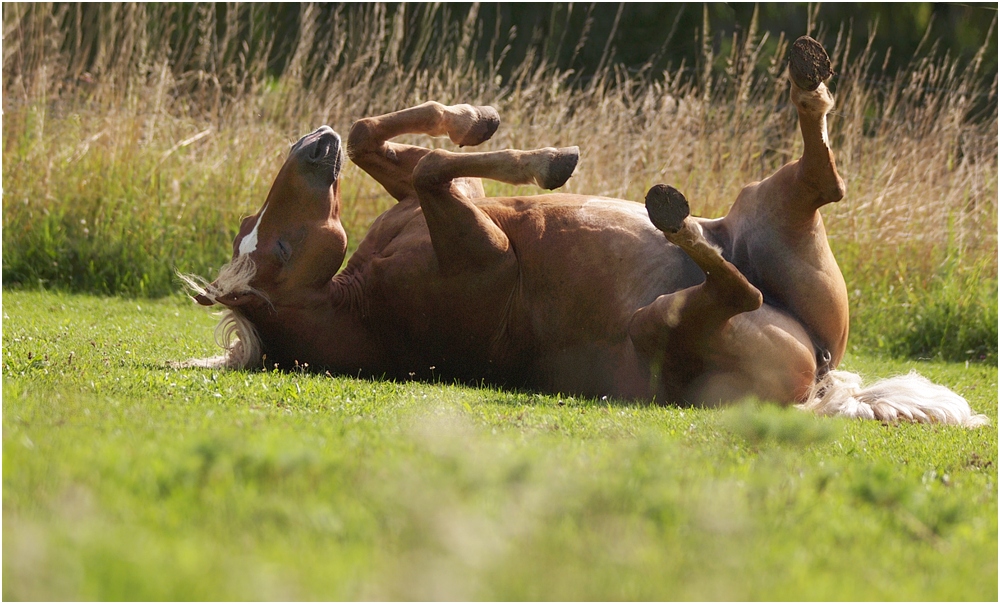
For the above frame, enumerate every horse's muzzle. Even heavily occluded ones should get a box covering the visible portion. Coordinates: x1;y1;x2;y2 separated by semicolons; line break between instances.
291;126;343;180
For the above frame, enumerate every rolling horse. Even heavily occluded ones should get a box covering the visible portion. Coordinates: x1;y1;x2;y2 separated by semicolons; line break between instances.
181;37;986;427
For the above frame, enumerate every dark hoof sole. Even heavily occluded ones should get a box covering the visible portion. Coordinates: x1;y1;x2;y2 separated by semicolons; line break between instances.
789;36;833;91
458;107;501;147
645;184;690;233
541;147;579;190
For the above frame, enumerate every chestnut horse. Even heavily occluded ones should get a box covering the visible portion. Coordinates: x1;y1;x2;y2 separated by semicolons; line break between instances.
181;37;985;427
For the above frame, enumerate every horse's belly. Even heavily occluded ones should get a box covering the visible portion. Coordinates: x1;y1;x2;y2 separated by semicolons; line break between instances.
487;197;702;395
356;195;702;393
498;197;702;342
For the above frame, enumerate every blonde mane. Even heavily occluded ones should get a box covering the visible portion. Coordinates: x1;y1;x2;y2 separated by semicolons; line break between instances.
175;254;266;369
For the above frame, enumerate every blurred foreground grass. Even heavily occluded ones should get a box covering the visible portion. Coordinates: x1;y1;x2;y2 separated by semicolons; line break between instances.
3;291;996;600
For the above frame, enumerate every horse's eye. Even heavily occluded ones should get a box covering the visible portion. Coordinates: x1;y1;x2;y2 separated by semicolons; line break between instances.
276;240;291;263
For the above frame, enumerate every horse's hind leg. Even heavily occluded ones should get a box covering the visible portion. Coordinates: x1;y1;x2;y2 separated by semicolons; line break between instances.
347;101;500;202
634;185;763;342
717;36;850;370
787;36;846;207
630;185;763;396
734;36;844;221
630;185;819;405
413;146;579;275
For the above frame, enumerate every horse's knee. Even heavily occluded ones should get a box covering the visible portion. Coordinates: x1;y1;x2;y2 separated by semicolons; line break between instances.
346;118;376;161
412;149;454;192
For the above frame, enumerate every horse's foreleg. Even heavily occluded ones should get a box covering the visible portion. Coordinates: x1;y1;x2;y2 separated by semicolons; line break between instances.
413;146;579;275
347;101;500;202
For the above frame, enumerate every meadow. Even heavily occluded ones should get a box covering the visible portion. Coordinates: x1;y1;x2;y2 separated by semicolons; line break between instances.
2;4;998;600
3;291;997;600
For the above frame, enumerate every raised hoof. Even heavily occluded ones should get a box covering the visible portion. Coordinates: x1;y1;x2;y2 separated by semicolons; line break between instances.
645;184;690;234
788;36;833;91
454;105;501;147
537;146;580;190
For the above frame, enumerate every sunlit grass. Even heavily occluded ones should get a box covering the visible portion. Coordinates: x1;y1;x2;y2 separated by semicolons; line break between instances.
2;291;997;600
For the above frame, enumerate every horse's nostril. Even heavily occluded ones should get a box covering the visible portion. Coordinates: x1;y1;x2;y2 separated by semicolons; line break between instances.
312;137;331;160
308;131;341;163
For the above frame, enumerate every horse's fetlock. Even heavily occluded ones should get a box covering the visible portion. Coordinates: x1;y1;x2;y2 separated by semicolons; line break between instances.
792;88;834;118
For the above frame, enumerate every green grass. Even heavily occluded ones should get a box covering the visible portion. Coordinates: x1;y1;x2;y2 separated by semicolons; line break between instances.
841;251;999;365
3;290;996;600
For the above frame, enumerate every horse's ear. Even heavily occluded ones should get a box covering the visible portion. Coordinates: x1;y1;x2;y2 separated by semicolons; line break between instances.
193;293;215;306
215;291;258;307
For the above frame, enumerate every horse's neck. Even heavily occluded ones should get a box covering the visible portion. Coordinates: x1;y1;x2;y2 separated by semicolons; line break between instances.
255;287;382;373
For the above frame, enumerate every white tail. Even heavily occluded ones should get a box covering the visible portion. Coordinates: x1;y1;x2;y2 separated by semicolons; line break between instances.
797;370;989;428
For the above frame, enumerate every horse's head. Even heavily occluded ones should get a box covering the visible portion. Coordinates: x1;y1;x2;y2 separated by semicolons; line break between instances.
178;126;348;369
194;126;348;311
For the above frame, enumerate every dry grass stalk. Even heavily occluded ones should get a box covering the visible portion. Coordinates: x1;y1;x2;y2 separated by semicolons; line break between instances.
3;4;996;285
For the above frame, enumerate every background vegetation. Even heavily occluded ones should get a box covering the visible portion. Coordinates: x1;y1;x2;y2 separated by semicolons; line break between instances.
3;291;997;600
3;3;997;363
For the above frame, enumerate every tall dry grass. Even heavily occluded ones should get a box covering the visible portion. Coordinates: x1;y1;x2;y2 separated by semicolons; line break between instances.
3;3;996;361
